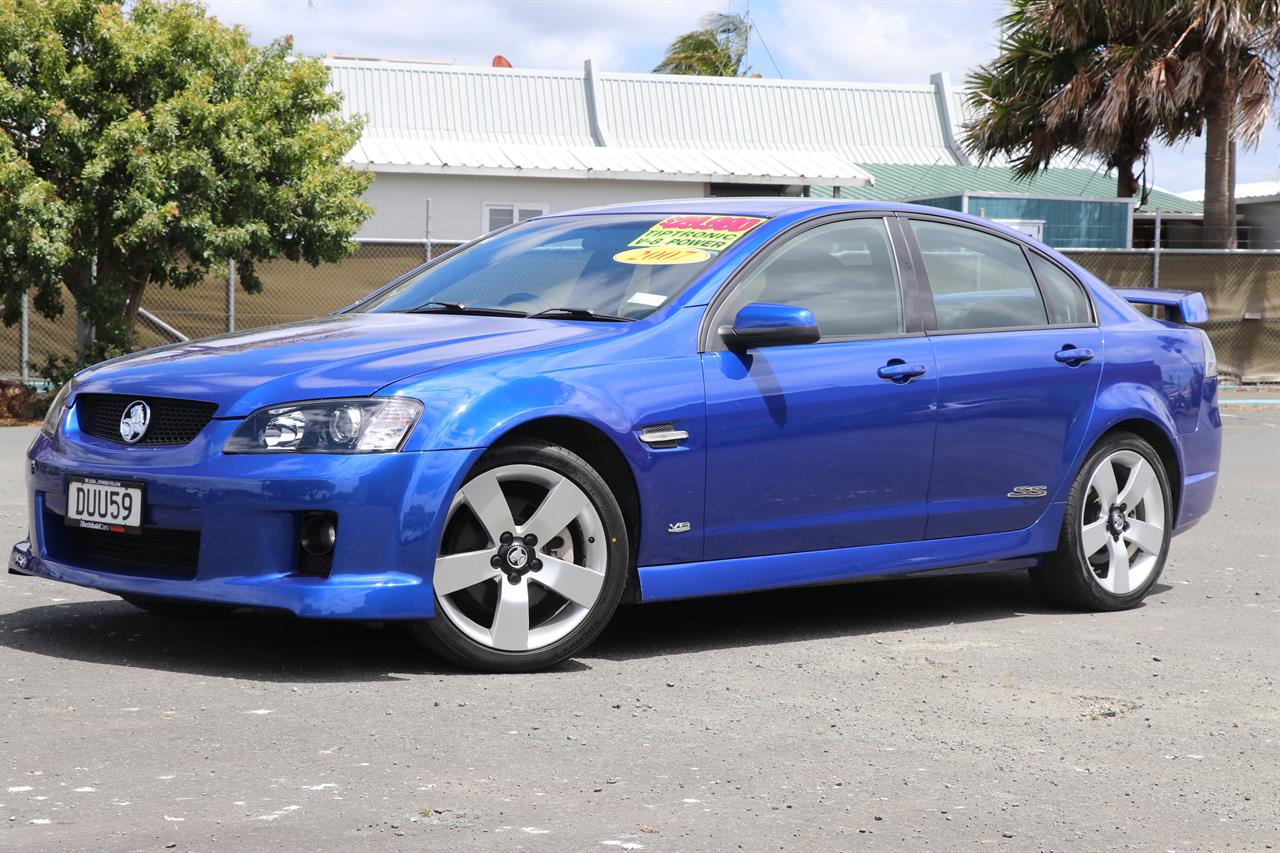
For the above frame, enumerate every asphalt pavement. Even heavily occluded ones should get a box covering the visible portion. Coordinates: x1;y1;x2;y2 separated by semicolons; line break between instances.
1;411;1277;852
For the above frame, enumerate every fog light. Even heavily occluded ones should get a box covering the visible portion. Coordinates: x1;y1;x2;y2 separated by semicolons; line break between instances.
300;513;337;556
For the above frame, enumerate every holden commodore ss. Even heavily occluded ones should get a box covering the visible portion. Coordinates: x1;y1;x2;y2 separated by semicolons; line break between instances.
11;200;1220;672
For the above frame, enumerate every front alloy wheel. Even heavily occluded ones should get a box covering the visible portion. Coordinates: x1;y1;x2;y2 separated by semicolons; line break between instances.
1032;433;1172;610
411;441;629;671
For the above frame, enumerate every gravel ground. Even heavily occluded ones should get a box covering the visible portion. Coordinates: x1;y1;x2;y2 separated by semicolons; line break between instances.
1;412;1277;852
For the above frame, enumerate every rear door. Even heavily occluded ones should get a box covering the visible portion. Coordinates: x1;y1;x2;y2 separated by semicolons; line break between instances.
700;215;938;561
901;216;1105;539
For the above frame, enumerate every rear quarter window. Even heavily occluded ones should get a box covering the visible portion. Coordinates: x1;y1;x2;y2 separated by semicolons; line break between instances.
1030;254;1093;325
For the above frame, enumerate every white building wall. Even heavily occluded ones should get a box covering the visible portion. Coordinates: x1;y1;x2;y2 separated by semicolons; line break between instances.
357;173;706;241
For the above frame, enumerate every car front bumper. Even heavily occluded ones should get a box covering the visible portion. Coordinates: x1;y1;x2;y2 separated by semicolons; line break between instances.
15;425;481;619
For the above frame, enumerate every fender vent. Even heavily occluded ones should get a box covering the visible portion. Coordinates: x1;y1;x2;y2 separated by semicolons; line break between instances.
638;423;689;449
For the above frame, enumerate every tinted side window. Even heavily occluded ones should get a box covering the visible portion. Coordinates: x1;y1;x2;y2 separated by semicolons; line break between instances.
1030;254;1092;325
732;219;902;338
911;221;1048;331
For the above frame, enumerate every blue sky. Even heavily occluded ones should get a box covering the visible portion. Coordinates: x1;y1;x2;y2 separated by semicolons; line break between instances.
204;0;1279;193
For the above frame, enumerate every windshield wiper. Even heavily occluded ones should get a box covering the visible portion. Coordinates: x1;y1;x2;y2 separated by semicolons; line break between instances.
528;307;634;323
407;301;528;318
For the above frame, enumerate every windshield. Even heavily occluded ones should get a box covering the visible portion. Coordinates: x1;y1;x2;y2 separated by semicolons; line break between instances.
356;213;767;320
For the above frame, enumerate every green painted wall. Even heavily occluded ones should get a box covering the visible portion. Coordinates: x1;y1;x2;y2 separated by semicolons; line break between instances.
966;195;1130;248
895;195;1129;248
909;196;964;212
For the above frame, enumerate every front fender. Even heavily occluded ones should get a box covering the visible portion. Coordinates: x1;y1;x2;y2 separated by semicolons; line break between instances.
386;353;709;567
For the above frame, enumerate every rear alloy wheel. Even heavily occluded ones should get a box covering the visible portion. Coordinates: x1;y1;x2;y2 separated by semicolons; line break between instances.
1031;433;1172;610
410;441;629;672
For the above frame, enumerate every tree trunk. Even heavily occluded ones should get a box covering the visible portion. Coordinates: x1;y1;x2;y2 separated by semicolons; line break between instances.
1202;75;1236;249
61;260;96;359
1115;157;1138;199
1228;138;1237;246
122;265;150;348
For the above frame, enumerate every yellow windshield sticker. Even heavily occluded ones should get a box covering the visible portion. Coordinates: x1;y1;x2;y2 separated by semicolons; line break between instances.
628;215;766;254
613;247;711;265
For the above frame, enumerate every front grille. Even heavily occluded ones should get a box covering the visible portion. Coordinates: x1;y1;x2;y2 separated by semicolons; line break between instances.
64;523;201;579
76;394;218;446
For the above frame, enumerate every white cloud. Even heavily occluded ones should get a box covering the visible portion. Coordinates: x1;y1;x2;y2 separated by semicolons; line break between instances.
204;0;716;71
746;1;1001;84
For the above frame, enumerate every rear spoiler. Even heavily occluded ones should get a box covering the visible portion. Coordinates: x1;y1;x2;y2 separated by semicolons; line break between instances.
1112;288;1209;325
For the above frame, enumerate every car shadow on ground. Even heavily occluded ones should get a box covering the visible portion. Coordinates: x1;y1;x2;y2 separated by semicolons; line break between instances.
0;570;1171;681
595;571;1170;660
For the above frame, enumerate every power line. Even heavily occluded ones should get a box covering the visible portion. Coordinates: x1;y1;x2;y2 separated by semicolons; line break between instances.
746;11;784;78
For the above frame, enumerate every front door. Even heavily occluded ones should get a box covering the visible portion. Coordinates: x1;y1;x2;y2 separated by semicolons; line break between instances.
701;216;938;561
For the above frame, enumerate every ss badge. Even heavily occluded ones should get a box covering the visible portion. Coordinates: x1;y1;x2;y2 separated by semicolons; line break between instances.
1007;485;1048;498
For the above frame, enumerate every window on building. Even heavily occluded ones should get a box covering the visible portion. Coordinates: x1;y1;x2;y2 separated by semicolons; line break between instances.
485;203;548;233
729;218;903;339
1030;254;1092;325
910;220;1048;331
992;218;1045;242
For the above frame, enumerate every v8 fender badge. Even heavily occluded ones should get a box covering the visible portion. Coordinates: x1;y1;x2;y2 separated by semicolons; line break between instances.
667;521;692;534
1007;485;1048;498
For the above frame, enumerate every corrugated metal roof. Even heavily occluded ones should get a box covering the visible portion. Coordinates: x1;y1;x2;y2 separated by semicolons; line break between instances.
352;137;872;183
328;58;887;185
810;164;1201;213
327;57;1193;210
329;60;596;147
596;72;953;165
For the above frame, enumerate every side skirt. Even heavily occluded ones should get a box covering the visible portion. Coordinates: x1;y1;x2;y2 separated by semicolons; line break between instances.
636;504;1064;603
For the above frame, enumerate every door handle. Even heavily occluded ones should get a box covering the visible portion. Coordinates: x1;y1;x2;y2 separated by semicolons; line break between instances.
1054;347;1096;366
877;360;928;383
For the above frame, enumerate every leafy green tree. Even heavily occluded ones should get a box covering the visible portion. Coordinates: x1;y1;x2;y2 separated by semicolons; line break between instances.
654;12;750;77
0;0;372;356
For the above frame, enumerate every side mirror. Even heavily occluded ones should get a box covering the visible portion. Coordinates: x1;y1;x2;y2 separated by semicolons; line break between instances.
718;302;821;349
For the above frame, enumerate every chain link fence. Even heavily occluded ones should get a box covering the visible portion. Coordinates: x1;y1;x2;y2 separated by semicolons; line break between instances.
3;240;1277;384
1063;249;1280;383
0;240;461;384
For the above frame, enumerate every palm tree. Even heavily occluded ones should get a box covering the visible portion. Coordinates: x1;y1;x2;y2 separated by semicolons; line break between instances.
964;2;1199;199
965;1;1279;247
1163;0;1279;246
654;12;750;77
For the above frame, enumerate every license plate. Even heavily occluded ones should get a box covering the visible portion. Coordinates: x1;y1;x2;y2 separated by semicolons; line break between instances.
65;476;145;534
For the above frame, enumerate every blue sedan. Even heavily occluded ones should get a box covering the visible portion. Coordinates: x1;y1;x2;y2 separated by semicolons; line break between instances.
11;200;1221;671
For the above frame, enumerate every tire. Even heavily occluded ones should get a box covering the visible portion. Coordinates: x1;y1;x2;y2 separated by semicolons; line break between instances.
121;595;234;618
409;440;630;672
1031;432;1173;610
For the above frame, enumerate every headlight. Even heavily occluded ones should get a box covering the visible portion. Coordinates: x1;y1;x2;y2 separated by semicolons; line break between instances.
40;383;71;437
224;397;423;453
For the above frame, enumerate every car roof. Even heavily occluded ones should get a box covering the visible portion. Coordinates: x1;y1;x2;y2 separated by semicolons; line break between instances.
550;197;904;218
544;197;1023;233
546;197;1052;246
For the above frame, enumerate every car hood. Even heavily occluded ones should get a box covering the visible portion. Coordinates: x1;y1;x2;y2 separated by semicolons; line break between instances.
72;312;621;417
